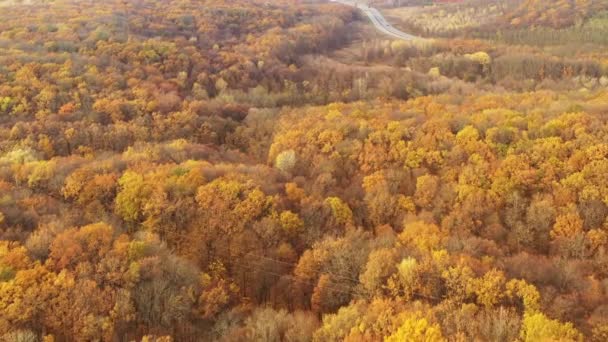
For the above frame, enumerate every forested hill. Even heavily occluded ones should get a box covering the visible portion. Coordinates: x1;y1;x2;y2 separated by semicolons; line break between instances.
0;0;608;341
505;0;608;28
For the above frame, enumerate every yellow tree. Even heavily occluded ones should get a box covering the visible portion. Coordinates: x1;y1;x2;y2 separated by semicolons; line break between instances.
0;264;58;334
324;197;354;228
520;312;583;342
414;174;439;209
115;171;153;223
473;269;506;309
399;221;446;254
385;312;445;342
551;212;584;239
360;248;398;295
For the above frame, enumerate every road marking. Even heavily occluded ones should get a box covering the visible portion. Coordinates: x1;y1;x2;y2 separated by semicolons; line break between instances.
332;0;419;40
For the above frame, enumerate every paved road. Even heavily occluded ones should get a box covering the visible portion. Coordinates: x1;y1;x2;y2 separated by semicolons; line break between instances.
332;0;419;40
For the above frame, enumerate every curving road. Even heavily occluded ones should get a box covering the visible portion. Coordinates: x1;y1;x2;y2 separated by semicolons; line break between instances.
332;0;419;40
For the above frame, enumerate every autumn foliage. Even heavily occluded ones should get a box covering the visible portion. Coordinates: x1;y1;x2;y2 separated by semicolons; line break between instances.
0;0;607;341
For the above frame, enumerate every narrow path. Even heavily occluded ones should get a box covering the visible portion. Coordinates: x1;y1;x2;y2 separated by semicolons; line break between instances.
332;0;419;40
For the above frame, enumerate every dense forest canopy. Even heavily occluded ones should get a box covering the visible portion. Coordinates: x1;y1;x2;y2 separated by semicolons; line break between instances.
1;0;608;341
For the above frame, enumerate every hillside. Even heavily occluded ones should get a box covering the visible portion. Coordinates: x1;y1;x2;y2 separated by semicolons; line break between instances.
385;0;608;39
504;0;608;28
0;0;608;341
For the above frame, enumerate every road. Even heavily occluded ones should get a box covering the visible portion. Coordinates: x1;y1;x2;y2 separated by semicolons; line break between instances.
332;0;419;40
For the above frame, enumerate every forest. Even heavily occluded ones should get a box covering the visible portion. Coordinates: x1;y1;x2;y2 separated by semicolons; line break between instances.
1;0;608;341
